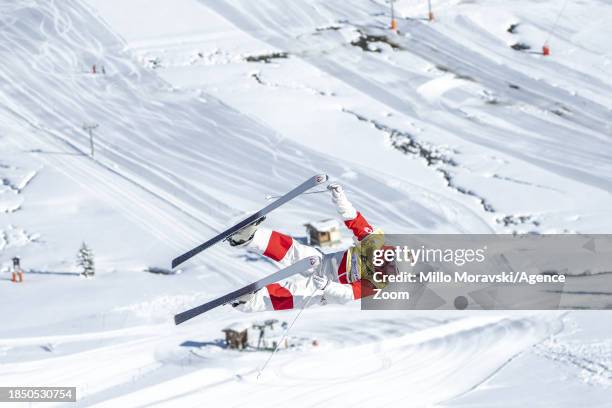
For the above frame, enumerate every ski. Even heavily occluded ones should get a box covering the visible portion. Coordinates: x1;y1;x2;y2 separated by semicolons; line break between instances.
174;256;320;325
171;174;328;269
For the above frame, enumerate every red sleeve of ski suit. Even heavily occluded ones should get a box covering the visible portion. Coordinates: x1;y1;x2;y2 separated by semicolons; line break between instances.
344;212;374;241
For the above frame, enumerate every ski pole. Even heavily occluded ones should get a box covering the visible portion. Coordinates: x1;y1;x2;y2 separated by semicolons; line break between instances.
265;188;351;200
256;283;318;379
265;189;328;200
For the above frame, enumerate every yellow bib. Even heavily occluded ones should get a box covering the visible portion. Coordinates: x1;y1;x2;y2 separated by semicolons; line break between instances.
346;229;387;289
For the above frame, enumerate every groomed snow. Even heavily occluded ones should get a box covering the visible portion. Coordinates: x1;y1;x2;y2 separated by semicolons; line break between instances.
1;0;611;406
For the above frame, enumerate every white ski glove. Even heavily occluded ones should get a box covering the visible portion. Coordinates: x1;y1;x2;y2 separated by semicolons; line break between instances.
327;183;357;220
312;274;329;290
316;279;355;304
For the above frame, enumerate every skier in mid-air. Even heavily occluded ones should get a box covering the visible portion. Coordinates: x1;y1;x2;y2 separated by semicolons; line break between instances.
228;183;395;312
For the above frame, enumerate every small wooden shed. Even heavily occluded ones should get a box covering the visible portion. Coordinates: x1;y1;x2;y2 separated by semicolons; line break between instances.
222;322;250;350
305;219;341;247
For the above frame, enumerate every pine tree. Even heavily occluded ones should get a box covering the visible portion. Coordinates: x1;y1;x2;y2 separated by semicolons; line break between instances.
77;242;95;277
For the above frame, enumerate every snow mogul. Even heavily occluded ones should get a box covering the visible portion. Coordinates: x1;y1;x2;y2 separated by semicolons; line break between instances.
228;183;396;312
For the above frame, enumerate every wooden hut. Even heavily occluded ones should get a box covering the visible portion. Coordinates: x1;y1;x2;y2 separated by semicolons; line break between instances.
305;219;341;247
222;322;250;350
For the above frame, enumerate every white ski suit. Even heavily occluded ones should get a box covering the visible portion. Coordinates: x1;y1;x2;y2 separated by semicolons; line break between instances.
233;209;381;312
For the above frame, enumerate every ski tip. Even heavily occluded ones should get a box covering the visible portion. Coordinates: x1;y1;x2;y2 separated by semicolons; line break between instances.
314;174;328;184
174;314;183;325
171;257;182;269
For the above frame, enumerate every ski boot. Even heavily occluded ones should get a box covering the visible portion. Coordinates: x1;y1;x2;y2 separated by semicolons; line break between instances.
227;216;266;247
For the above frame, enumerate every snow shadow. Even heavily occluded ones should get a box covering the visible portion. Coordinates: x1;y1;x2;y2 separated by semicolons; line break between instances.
180;339;226;349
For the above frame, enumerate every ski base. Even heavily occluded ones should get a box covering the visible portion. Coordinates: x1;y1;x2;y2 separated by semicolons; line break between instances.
172;174;328;269
174;256;320;325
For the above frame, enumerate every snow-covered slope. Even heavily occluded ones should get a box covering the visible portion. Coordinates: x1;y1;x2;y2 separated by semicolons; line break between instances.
1;0;611;406
88;0;612;232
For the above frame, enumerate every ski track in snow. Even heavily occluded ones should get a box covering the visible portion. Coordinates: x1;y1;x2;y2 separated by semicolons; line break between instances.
197;0;612;232
0;314;555;407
